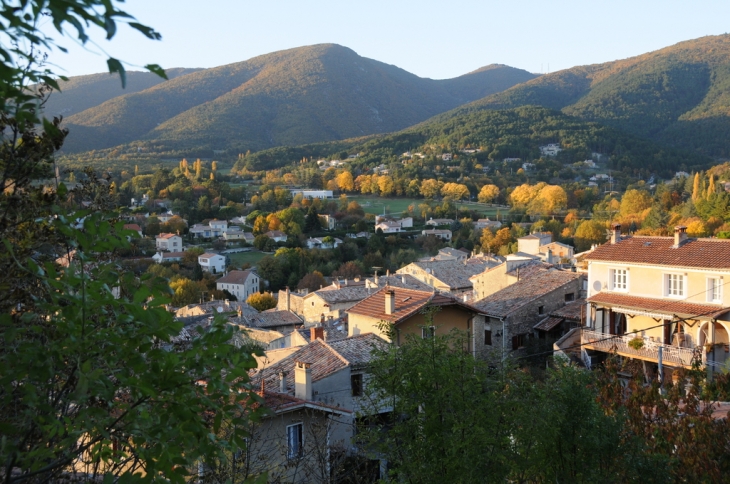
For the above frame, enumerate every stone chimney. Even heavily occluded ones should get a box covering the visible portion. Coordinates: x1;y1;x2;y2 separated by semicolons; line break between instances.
294;362;312;400
310;326;324;341
374;270;379;285
285;286;290;312
278;371;287;393
610;223;622;244
546;247;553;264
385;290;395;315
673;226;688;248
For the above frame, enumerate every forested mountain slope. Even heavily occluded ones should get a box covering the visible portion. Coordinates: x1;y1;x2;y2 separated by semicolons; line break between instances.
60;44;536;154
236;106;711;176
447;34;730;157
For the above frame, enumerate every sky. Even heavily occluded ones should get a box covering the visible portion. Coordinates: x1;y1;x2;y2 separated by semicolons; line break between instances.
41;0;730;80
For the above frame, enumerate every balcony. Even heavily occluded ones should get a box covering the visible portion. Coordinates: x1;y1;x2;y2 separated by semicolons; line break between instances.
581;329;698;368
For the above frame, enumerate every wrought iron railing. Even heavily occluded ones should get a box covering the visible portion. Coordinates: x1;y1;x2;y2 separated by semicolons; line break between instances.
581;329;697;367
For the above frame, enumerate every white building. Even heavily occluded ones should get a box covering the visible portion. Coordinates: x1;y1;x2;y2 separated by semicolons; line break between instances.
289;189;333;199
152;251;185;264
198;253;226;273
539;143;562;157
155;233;183;252
216;270;260;301
375;221;402;233
305;237;343;249
422;229;452;241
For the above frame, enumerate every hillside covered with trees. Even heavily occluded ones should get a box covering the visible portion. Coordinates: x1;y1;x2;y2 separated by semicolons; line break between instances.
447;34;730;157
58;44;536;155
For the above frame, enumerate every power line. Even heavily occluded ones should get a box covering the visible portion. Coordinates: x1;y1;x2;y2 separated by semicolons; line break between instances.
514;278;730;362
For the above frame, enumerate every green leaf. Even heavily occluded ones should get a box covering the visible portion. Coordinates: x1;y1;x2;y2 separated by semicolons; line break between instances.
107;57;126;88
144;63;167;80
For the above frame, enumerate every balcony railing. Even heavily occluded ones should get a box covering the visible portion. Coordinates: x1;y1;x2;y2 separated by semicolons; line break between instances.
581;329;698;368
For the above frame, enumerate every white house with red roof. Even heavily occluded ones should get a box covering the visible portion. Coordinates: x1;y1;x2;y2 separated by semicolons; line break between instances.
155;233;182;252
198;252;226;273
574;224;730;375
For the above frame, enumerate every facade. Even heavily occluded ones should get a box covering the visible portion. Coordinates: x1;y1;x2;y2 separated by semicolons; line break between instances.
578;225;730;373
223;229;254;243
421;229;452;240
470;258;552;301
152;251;185;264
375;221;402;233
198;253;226;273
305;237;343;249
289;189;333;199
425;218;453;227
216;270;260;301
473;269;584;361
155;233;182;252
319;214;336;230
474;218;502;230
265;230;288;243
346;287;487;354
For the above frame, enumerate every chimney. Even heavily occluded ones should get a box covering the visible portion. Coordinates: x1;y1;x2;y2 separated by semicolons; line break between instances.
401;275;407;285
546;247;553;264
386;269;390;277
385;290;395;315
310;326;324;341
345;279;348;286
285;287;290;312
295;362;312;400
610;223;621;244
374;270;379;285
673;226;688;248
278;371;287;393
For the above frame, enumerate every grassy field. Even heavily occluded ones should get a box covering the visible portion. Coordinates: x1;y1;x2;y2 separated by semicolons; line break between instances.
347;195;504;218
227;250;267;267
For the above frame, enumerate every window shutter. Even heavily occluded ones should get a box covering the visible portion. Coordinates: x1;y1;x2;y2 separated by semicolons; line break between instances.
512;335;519;351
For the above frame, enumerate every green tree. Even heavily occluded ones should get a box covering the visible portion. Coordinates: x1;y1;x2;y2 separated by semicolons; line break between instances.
246;292;277;311
478;184;500;203
574;219;606;251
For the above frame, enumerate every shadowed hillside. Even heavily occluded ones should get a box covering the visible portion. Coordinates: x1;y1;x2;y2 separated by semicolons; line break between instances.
59;44;536;154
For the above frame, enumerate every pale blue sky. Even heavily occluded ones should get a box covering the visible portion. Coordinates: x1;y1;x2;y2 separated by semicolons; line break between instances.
42;0;730;79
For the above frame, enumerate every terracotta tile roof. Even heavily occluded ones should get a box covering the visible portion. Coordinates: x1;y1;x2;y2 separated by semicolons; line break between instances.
217;269;253;285
244;310;302;328
157;232;178;239
265;230;286;238
254;339;349;392
520;232;551;240
200;252;221;259
366;274;433;292
585;236;730;269
327;333;388;367
160;251;186;258
260;390;351;415
346;287;483;324
505;260;554;278
587;292;730;320
474;270;583;318
123;223;141;231
315;285;372;303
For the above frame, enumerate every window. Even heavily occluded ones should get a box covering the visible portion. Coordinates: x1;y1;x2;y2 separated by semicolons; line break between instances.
484;329;492;346
611;268;628;291
287;423;303;459
512;333;526;350
351;373;363;397
421;326;435;339
538;306;544;315
708;277;723;303
665;273;685;297
564;293;575;302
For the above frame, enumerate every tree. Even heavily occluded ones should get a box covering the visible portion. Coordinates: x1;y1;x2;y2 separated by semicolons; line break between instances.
297;271;327;292
304;206;321;233
692;172;701;201
419;179;442;199
441;182;470;200
336;171;354;192
246;292;277;311
574;220;606;251
170;276;202;306
478;184;500;203
619;189;653;218
332;261;363;280
528;185;567;216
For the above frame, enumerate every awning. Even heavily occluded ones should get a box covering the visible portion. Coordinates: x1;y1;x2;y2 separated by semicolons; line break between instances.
534;316;563;331
588;292;730;321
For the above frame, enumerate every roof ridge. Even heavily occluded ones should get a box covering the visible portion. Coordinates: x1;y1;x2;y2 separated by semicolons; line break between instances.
317;338;351;366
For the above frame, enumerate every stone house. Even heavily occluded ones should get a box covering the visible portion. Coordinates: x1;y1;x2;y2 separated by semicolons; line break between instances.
396;258;496;300
216;269;260;301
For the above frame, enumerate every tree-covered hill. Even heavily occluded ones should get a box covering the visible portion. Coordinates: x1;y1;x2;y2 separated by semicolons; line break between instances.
235;106;711;176
447;34;730;157
41;68;201;119
59;44;536;154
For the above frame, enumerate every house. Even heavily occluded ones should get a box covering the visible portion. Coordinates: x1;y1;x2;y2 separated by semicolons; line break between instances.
583;159;597;168
305;237;343;249
123;223;143;237
521;162;536;171
189;222;227;238
319;214;336;230
223;228;254;243
289;189;333;199
375;221;402;233
570;224;730;375
517;232;553;254
503;157;521;162
470;257;553;301
421;229;452;241
425;218;453;227
216;270;260;301
346;287;487;352
198;253;226;273
517;232;574;264
152;251;186;264
534;298;585;341
474;218;502;230
265;230;287;243
209;219;228;232
396;258;496;299
155;233;183;252
539;143;562;156
243;310;303;334
442;153;452;161
472;269;584;361
435;247;469;261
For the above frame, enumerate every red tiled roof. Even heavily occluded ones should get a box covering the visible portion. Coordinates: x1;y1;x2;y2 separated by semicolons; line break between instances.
260;390;351;415
587;292;730;320
217;270;253;285
346;287;482;324
534;316;563;332
123;223;141;231
586;236;730;269
550;299;586;320
157;232;178;239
